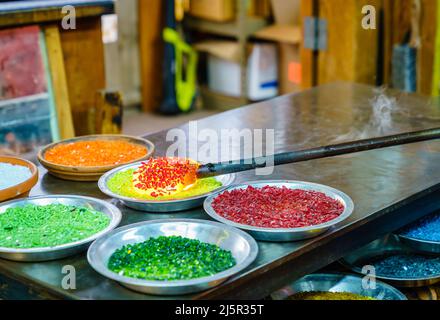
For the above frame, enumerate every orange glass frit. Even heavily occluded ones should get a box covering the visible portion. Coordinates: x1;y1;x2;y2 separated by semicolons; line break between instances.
45;140;147;167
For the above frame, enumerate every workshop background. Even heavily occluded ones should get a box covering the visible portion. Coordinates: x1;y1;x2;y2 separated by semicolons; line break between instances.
1;0;437;156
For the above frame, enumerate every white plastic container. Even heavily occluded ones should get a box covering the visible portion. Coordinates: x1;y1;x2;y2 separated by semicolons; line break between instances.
207;43;278;100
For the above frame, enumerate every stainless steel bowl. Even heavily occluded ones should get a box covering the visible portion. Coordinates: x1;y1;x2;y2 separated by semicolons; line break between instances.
271;273;407;300
397;234;440;254
0;195;122;262
87;219;258;295
98;162;235;212
396;213;440;254
340;235;440;288
203;180;354;242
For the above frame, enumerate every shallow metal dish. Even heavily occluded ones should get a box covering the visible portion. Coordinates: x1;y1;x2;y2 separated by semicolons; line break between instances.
271;273;407;300
203;180;354;242
0;195;122;262
340;235;440;288
397;234;440;254
38;134;155;181
87;219;258;295
396;213;440;254
98;162;235;212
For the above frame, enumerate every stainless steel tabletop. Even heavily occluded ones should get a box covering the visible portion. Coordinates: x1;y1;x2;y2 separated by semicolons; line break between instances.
1;83;439;300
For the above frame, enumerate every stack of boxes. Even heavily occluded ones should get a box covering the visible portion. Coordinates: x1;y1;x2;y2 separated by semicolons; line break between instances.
189;0;302;102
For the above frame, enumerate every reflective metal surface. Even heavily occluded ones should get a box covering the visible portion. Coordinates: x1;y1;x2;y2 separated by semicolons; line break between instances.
397;234;440;254
340;236;440;288
271;273;407;300
87;219;258;295
0;83;439;299
98;162;235;212
204;180;354;242
0;195;122;262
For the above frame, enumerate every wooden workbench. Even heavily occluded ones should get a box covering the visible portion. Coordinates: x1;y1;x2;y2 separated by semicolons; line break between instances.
0;83;439;299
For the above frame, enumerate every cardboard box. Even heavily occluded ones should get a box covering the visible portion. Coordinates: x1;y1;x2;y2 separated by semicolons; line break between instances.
253;0;302;94
279;43;301;94
189;0;235;22
196;41;278;100
189;0;271;22
270;0;301;25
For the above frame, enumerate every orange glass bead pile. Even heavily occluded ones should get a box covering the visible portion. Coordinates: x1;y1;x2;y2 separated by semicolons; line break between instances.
133;157;199;197
45;140;147;167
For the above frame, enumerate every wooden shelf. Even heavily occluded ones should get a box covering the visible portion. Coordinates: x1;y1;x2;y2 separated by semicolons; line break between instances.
184;16;268;39
0;0;114;28
184;0;269;110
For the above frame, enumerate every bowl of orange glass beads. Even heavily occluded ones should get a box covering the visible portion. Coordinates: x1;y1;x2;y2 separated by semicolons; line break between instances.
38;135;155;181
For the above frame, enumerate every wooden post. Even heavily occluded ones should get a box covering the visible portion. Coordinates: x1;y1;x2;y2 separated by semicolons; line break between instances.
44;25;75;139
317;0;382;85
60;17;106;136
94;90;123;134
300;0;317;89
418;0;437;95
139;0;164;112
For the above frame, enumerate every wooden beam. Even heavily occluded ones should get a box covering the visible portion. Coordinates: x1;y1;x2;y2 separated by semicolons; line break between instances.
59;17;106;136
94;90;123;134
317;0;382;85
139;0;164;112
418;0;437;95
0;4;113;28
300;0;316;89
44;24;75;140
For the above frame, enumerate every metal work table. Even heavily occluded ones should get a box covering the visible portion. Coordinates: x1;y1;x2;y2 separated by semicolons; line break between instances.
1;83;439;299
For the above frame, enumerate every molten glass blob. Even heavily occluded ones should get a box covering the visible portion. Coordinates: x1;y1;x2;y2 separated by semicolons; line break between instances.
132;157;199;197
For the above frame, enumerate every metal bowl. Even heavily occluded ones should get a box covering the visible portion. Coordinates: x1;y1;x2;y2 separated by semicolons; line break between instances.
271;273;407;300
396;213;440;254
38;134;155;181
98;162;235;212
0;195;122;262
397;234;440;254
203;180;354;242
87;219;258;295
340;235;440;288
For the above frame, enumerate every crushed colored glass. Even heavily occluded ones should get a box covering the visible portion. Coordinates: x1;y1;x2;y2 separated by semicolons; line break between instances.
107;168;222;200
0;204;110;248
400;212;440;242
289;291;375;300
44;140;147;167
212;186;345;228
108;236;236;281
132;157;199;197
364;254;440;279
0;162;32;191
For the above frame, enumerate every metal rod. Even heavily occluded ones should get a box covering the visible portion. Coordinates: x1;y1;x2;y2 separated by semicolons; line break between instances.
197;127;440;178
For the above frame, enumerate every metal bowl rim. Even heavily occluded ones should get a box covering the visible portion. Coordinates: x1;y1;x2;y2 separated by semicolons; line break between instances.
203;180;354;233
397;233;440;246
0;195;122;253
87;218;258;288
340;249;440;282
98;162;236;204
289;272;408;300
37;134;155;171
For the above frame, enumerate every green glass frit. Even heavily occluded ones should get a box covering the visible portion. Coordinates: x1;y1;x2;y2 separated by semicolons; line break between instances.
0;204;110;248
108;236;236;281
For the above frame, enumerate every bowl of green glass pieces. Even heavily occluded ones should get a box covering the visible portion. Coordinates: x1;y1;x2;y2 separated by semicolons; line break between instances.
87;219;258;295
0;195;122;262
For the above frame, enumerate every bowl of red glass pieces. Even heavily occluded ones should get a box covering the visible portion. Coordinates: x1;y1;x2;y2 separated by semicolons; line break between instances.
204;180;354;242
